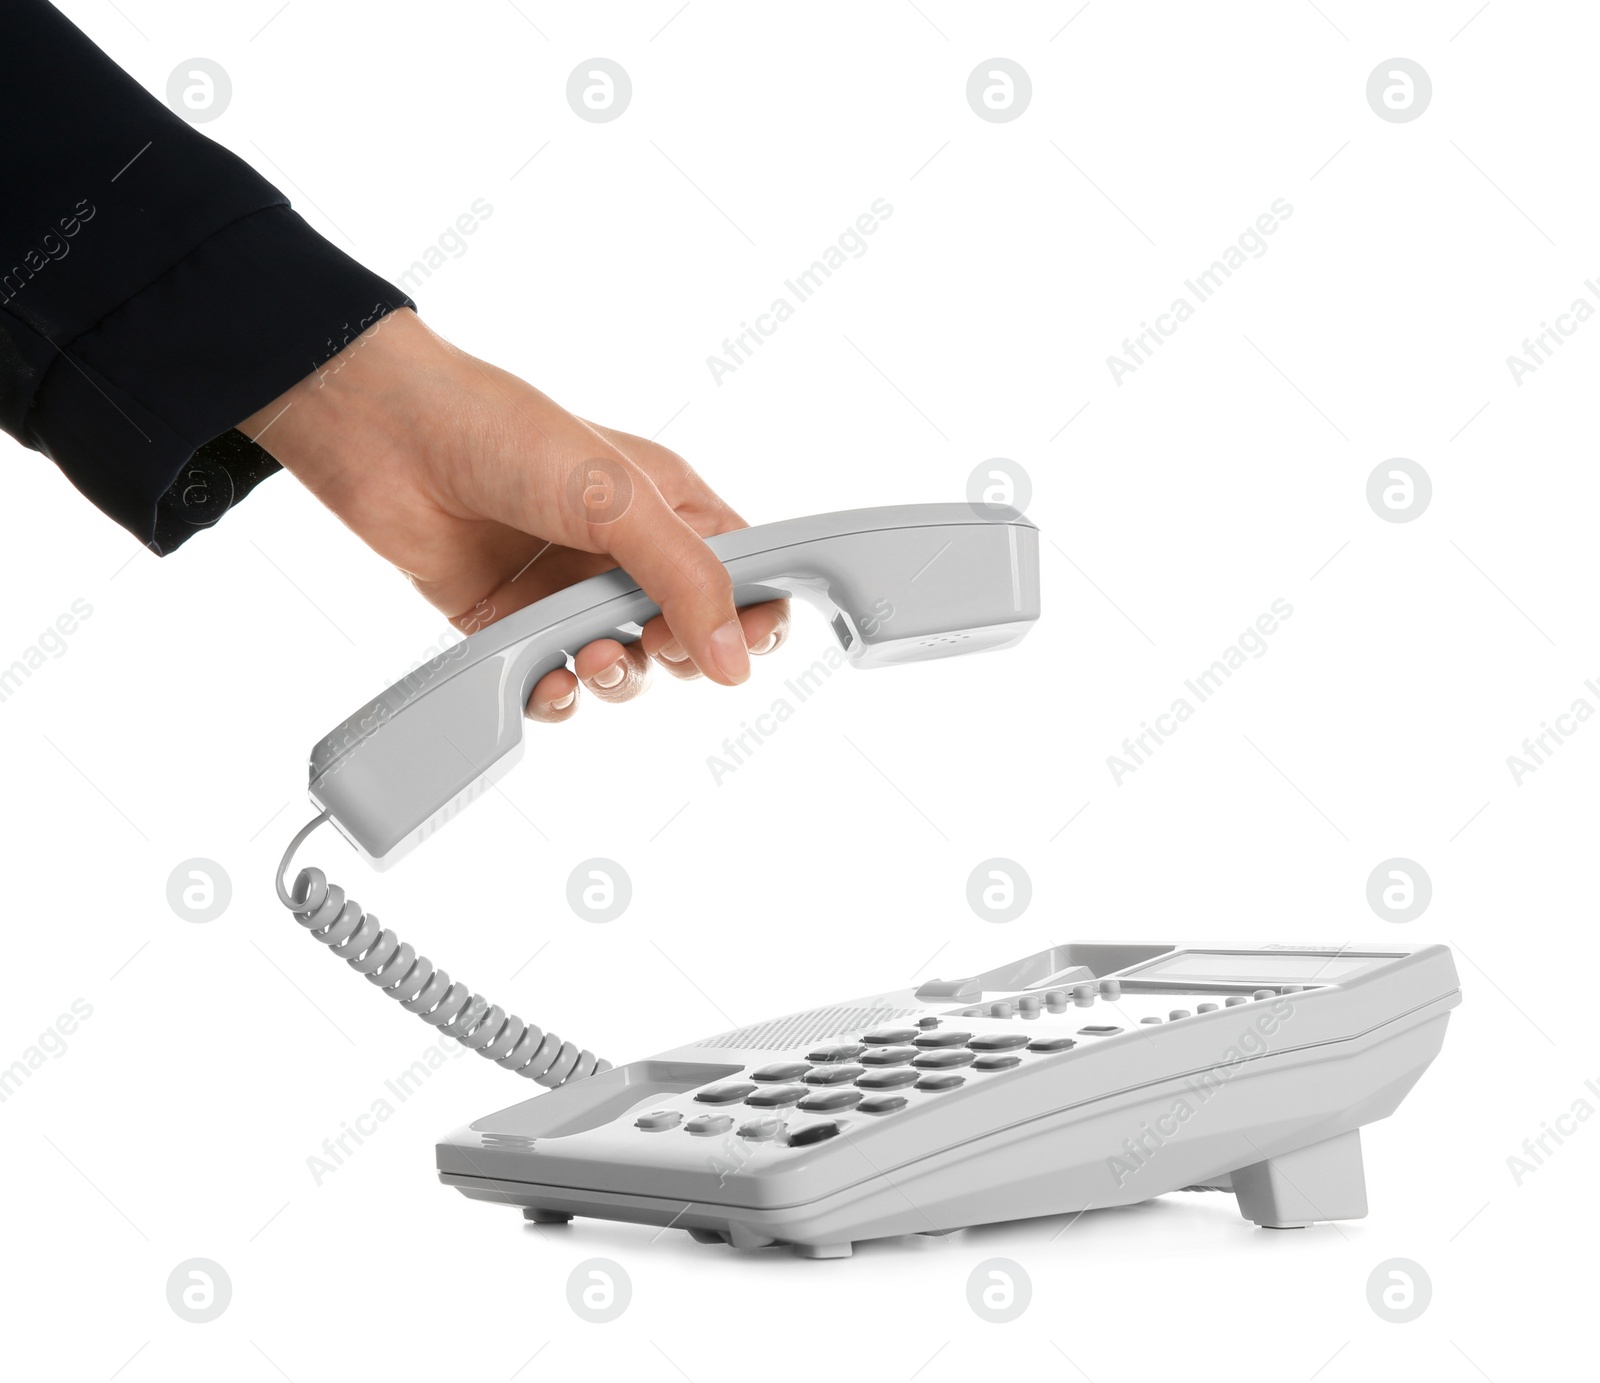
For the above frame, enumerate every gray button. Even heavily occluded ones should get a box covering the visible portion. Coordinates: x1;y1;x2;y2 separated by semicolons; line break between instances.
913;1030;973;1048
738;1116;784;1141
1226;996;1248;1007
858;1094;908;1114
912;1048;976;1069
798;1088;863;1112
635;1110;682;1131
685;1114;733;1136
1072;984;1095;1007
695;1082;757;1104
1197;1003;1219;1013
1028;1036;1076;1052
860;1046;919;1067
856;1067;919;1090
863;1027;920;1045
747;1085;808;1108
1168;1010;1191;1021
973;1053;1022;1071
969;1033;1029;1052
1099;979;1122;1000
915;1072;966;1092
752;1061;811;1082
788;1120;841;1147
1044;990;1069;1010
1254;989;1275;1001
989;1001;1013;1018
804;1064;865;1086
917;1016;941;1029
1140;1016;1162;1025
806;1043;866;1063
1017;995;1041;1014
1077;1025;1120;1036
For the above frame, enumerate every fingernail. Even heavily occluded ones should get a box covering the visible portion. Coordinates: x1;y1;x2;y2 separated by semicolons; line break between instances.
658;638;688;663
751;631;779;656
591;659;627;690
550;690;576;711
709;621;750;684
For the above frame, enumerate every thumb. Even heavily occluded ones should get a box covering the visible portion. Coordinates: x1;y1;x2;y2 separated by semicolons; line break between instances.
578;459;751;687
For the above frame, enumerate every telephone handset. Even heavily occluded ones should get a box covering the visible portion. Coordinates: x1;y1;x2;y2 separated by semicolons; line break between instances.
308;503;1039;866
276;504;1040;1087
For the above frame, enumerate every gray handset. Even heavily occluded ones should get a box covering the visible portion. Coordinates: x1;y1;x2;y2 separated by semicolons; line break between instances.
277;503;1040;1090
308;503;1040;866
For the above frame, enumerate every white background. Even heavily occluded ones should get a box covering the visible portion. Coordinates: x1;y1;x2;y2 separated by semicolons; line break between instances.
2;1;1595;1379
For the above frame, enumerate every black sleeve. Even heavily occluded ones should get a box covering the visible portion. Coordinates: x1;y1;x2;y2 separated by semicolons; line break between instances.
0;1;413;553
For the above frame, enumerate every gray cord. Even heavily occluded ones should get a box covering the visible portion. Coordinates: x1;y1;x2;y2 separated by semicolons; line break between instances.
277;812;609;1087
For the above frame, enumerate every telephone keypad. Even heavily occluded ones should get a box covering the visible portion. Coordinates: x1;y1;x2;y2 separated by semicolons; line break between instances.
1028;1036;1077;1052
973;1053;1021;1071
857;1094;908;1115
752;1061;812;1082
685;1114;734;1136
968;1033;1029;1052
914;1072;965;1092
804;1064;865;1086
862;1027;921;1045
747;1085;809;1108
859;1045;919;1066
696;1082;758;1104
913;1029;973;1048
798;1089;863;1113
737;1116;784;1141
912;1048;975;1070
856;1067;919;1090
807;1043;866;1063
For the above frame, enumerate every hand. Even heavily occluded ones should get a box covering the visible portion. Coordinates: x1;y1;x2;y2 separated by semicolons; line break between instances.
239;308;788;721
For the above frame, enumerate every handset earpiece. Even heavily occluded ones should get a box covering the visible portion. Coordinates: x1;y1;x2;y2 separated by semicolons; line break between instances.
307;502;1040;866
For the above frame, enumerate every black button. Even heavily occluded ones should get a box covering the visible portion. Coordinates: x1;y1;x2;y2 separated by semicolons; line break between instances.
912;1048;976;1070
1076;1025;1121;1036
803;1064;865;1086
1030;1036;1077;1052
788;1120;841;1146
973;1053;1022;1071
798;1088;862;1112
859;1045;919;1067
858;1094;908;1115
914;1072;966;1092
752;1061;811;1082
862;1027;921;1045
856;1067;919;1090
695;1082;757;1104
912;1029;973;1048
746;1084;808;1108
968;1033;1030;1052
806;1043;866;1063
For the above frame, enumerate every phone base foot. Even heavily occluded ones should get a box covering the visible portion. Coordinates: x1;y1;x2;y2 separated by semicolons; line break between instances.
523;1207;573;1224
793;1242;853;1259
1232;1129;1368;1229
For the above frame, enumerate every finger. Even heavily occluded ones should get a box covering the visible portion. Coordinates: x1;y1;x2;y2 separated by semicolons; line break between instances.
738;601;789;656
595;474;752;686
573;638;653;704
526;666;580;722
641;613;702;680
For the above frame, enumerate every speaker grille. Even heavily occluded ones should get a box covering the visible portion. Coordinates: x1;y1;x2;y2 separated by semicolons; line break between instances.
692;1005;917;1050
